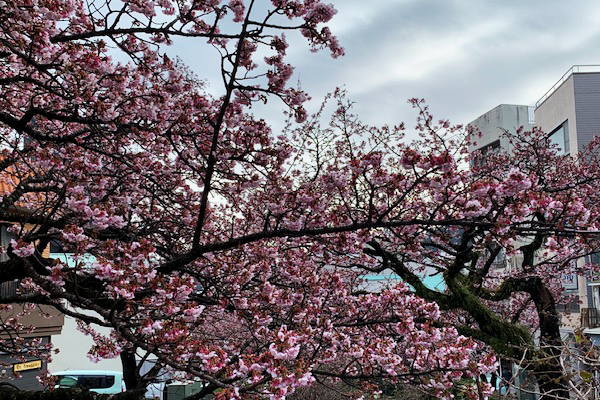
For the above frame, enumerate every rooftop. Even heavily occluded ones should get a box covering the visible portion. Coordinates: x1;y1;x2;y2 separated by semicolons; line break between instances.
535;65;600;109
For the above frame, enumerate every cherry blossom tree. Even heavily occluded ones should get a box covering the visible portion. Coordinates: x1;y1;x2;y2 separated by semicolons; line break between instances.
1;1;599;400
271;92;600;398
350;108;600;399
0;1;498;398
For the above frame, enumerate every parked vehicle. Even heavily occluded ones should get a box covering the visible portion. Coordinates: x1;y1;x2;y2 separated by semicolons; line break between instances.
163;381;204;400
52;370;126;395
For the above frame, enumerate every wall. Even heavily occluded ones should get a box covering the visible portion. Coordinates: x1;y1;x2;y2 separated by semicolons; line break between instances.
534;75;578;156
46;253;122;374
573;73;600;151
49;312;122;373
0;227;64;389
468;104;533;152
0;337;50;391
534;72;600;318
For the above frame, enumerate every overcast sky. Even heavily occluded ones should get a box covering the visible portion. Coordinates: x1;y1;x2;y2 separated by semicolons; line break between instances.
176;0;600;133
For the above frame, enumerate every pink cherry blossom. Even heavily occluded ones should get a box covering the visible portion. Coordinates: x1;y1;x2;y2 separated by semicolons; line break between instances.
10;239;35;258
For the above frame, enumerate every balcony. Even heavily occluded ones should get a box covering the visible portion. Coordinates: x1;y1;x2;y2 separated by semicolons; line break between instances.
581;308;600;328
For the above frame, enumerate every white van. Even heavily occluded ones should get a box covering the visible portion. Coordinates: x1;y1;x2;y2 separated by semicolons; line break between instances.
52;370;126;394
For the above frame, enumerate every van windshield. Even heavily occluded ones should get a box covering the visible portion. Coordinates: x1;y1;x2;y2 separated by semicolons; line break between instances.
56;375;115;389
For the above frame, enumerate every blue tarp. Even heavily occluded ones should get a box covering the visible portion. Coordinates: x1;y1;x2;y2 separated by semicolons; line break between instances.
364;273;446;292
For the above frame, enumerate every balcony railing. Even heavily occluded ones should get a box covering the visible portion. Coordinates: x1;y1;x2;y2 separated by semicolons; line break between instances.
581;308;600;328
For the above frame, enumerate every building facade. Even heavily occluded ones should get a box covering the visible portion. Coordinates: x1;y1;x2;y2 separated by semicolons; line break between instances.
534;65;600;336
467;104;536;400
468;103;534;154
0;170;65;390
0;227;64;390
468;66;600;334
466;66;600;398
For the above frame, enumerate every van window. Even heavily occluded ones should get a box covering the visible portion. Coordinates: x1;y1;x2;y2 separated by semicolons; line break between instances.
56;375;115;389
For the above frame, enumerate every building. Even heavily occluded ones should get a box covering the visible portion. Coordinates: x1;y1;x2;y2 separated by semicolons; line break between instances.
533;65;600;337
0;173;65;390
468;66;600;332
468;103;534;155
469;65;600;398
534;65;600;156
467;103;535;277
467;64;600;399
468;104;538;400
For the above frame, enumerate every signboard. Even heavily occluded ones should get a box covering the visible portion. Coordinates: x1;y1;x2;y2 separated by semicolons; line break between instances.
13;360;42;372
561;273;578;290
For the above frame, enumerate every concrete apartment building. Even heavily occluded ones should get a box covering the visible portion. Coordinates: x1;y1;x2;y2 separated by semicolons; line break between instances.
468;103;534;154
467;65;600;400
534;66;600;338
468;65;600;341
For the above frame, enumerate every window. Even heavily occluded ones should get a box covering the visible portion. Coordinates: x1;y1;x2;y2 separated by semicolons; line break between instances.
549;121;569;155
477;139;501;155
0;226;18;298
0;225;15;262
49;239;64;253
556;300;580;314
491;248;507;269
472;140;501;168
56;375;115;389
588;254;600;284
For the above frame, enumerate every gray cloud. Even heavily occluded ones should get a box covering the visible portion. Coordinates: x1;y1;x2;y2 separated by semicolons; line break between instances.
179;0;600;135
288;0;600;128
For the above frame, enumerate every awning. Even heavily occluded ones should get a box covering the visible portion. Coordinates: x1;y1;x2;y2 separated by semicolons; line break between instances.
583;328;600;345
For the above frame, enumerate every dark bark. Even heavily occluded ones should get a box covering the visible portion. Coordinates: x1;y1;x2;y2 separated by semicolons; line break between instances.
120;349;145;400
530;281;570;399
366;224;575;400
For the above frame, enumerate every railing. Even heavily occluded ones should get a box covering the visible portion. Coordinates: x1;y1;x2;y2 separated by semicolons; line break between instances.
581;307;600;328
535;65;600;109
